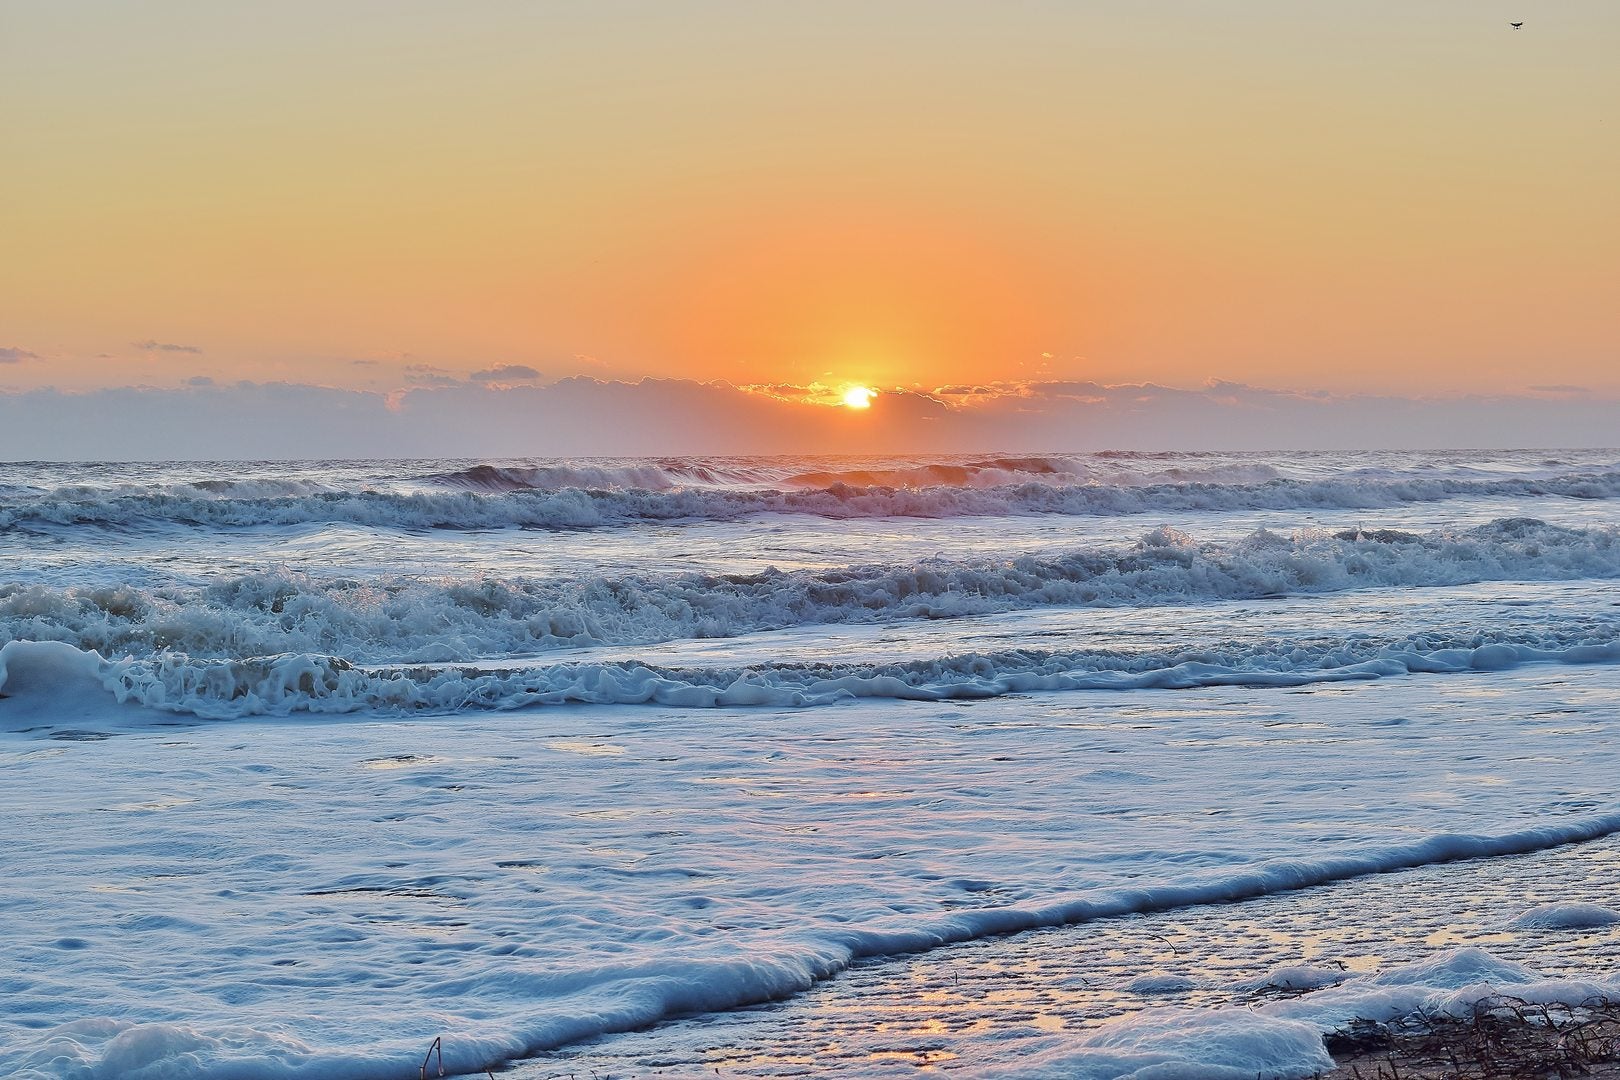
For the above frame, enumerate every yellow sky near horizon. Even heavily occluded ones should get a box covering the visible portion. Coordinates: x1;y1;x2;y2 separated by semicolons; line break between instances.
2;1;1616;398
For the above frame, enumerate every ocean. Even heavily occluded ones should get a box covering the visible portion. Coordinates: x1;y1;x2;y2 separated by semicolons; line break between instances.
3;449;1619;1078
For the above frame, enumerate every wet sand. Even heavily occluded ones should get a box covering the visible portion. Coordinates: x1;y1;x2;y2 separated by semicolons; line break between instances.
504;834;1620;1077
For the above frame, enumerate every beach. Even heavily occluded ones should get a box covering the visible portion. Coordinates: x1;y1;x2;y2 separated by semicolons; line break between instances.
8;2;1617;1073
2;451;1619;1078
512;786;1620;1077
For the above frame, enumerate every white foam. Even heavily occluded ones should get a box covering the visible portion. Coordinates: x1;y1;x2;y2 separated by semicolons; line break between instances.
6;450;1620;1079
1510;902;1620;930
978;947;1620;1080
6;669;1620;1079
4;470;1620;532
0;639;126;726
7;1019;400;1080
1255;962;1349;992
4;519;1619;672
1264;947;1620;1031
980;1009;1333;1079
3;628;1618;722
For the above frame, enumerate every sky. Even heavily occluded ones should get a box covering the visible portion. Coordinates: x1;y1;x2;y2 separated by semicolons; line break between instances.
2;1;1616;456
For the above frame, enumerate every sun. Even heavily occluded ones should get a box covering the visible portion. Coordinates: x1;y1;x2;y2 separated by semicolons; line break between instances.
841;385;876;409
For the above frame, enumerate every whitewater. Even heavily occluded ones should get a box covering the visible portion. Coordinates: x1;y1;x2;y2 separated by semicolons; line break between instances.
3;449;1620;1078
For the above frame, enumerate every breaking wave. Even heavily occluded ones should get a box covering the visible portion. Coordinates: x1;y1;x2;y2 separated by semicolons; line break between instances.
7;514;1618;719
4;472;1620;532
6;626;1617;722
429;460;777;492
2;516;1617;672
8;783;1620;1080
427;455;1296;492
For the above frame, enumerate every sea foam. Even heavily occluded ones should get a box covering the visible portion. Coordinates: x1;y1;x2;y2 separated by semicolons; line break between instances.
3;519;1618;667
3;470;1619;532
3;627;1619;721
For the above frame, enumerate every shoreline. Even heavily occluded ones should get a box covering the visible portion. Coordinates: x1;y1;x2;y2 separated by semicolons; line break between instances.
505;833;1620;1077
6;652;1618;1078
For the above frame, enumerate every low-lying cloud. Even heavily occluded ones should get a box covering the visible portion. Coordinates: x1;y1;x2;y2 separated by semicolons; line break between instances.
470;364;542;382
0;377;1614;460
132;340;204;354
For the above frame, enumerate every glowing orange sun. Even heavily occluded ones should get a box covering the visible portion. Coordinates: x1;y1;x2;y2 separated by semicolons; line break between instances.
842;386;876;409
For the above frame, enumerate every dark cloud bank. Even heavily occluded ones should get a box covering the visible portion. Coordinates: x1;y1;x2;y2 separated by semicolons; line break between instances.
0;378;1615;460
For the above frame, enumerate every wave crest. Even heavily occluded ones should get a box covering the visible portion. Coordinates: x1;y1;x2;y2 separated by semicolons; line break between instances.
2;519;1617;666
5;625;1620;720
3;472;1620;532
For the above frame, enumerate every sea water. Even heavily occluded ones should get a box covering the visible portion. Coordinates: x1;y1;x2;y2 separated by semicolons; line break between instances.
2;449;1619;1078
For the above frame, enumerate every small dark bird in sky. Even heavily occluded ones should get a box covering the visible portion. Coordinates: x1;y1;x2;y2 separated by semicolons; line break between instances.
1510;21;1523;28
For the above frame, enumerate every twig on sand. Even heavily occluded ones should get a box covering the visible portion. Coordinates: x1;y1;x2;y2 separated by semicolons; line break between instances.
1326;993;1620;1079
421;1036;443;1079
419;1036;500;1079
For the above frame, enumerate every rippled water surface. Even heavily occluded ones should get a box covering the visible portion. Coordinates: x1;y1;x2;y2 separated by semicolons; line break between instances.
3;449;1618;1079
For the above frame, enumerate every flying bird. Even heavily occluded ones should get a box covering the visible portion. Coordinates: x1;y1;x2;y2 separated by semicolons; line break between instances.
1510;21;1523;28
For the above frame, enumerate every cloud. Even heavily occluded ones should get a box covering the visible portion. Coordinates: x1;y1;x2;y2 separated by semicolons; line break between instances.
1528;384;1589;394
405;371;464;388
470;364;542;382
739;382;830;405
402;363;463;386
186;375;215;387
2;377;1618;460
133;340;203;354
1;346;41;364
739;381;891;407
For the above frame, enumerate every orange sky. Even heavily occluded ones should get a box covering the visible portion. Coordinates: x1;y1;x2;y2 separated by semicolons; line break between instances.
2;2;1616;398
